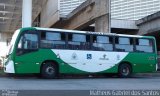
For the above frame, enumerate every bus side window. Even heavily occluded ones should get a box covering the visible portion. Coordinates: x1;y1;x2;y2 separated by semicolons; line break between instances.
135;38;154;53
40;32;66;49
92;35;113;51
16;33;38;56
17;37;23;49
23;34;38;49
49;32;65;49
68;34;87;50
115;37;133;52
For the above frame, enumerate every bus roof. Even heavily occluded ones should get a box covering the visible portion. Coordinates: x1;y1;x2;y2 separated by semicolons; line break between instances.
21;27;154;39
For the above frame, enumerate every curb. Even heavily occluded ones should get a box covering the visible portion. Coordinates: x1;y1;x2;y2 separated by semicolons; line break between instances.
133;72;160;77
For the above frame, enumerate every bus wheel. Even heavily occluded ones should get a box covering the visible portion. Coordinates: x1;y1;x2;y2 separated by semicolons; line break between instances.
41;62;57;79
118;63;132;78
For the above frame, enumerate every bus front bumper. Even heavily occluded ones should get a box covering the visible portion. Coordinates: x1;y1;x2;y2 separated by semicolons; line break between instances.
4;60;15;73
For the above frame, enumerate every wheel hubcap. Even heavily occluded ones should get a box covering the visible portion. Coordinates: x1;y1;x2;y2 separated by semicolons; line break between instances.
46;66;54;75
122;67;129;76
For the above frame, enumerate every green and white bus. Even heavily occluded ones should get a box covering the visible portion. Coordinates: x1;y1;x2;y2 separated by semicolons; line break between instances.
4;27;157;78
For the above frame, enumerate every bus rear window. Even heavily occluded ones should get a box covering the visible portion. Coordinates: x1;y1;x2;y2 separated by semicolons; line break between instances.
136;39;154;53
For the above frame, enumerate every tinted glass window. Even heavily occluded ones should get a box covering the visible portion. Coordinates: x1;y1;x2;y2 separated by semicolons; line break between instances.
119;38;130;44
46;33;61;41
40;31;66;49
92;35;113;51
68;34;90;50
17;37;23;49
115;37;133;52
139;39;150;46
72;34;86;42
16;33;39;56
136;38;154;53
23;34;38;49
97;36;109;43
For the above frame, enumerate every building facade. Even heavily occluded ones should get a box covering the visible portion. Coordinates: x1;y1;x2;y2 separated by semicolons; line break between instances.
59;0;160;20
111;0;160;20
59;0;86;17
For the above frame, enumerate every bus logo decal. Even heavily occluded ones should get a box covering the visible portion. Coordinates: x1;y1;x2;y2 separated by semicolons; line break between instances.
87;54;92;59
117;55;120;60
72;53;78;60
99;54;109;60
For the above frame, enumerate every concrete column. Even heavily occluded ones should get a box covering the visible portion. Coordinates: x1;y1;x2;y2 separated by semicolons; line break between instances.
95;0;110;33
95;15;109;32
22;0;32;27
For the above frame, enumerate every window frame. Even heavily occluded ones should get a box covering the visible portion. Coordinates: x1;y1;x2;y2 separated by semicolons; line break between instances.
66;33;91;50
40;30;67;49
91;34;114;51
16;30;40;56
37;30;156;53
135;38;155;53
114;36;134;52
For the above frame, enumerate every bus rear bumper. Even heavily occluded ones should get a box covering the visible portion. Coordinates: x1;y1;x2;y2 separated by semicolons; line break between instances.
4;60;15;73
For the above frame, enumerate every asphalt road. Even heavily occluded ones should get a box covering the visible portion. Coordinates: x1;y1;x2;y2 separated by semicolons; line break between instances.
0;76;160;90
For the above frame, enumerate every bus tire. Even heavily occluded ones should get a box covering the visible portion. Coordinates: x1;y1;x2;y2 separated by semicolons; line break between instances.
41;62;57;79
118;63;132;78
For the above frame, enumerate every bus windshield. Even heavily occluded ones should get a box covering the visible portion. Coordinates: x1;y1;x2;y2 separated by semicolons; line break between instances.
7;29;20;56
